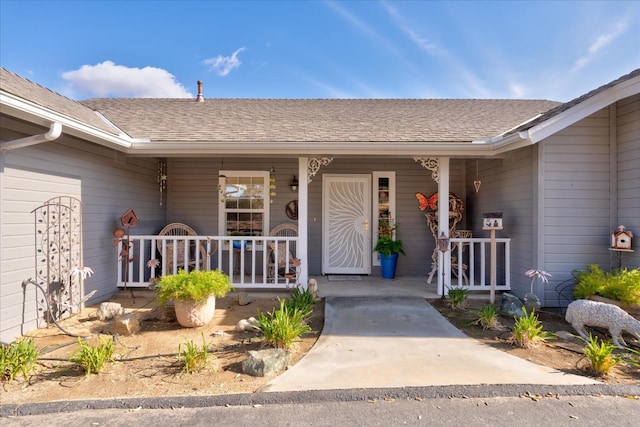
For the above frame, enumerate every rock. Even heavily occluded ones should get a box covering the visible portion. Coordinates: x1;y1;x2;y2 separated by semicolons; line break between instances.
500;292;525;318
555;330;573;341
97;302;124;321
113;313;140;335
238;292;253;306
241;349;290;377
236;317;260;332
523;293;541;313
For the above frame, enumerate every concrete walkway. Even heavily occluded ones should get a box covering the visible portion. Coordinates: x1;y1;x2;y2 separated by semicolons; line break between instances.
262;277;599;392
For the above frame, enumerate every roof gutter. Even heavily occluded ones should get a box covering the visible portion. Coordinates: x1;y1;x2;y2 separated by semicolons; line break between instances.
0;121;62;152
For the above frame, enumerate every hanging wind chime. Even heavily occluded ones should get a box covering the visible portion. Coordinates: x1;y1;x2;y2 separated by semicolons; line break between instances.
269;166;277;203
474;160;482;193
158;160;167;205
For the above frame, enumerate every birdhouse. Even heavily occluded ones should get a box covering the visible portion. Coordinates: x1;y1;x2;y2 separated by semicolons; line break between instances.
611;225;633;250
482;212;503;230
120;209;139;228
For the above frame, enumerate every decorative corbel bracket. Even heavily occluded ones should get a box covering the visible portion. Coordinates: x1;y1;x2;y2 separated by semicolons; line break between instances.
308;157;333;183
413;157;439;183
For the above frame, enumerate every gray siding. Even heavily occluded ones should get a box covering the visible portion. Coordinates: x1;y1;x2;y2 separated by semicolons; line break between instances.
616;94;640;268
465;150;536;299
541;109;613;306
1;124;161;343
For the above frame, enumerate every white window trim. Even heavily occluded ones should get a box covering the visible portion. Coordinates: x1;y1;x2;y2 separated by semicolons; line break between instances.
218;171;271;246
372;171;396;266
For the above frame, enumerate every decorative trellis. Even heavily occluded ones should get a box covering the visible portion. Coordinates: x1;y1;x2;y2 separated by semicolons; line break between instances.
32;196;83;324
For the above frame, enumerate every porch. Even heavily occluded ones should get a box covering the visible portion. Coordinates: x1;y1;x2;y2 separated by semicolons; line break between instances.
116;234;511;294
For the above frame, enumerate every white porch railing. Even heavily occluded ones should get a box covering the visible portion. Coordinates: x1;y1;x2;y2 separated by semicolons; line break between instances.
116;235;510;290
116;235;300;289
449;237;511;291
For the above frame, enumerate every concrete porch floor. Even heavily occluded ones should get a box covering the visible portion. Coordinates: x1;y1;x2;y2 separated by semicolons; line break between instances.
311;275;499;301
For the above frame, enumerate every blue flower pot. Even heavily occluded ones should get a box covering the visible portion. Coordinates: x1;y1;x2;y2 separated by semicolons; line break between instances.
232;240;247;250
379;253;399;279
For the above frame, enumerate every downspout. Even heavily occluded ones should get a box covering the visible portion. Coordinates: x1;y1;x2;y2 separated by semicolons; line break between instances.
0;122;62;152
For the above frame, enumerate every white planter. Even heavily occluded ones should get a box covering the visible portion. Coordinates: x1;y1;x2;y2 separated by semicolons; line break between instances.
174;295;216;327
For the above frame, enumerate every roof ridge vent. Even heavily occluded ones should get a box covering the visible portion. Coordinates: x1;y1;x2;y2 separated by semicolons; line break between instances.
196;80;204;102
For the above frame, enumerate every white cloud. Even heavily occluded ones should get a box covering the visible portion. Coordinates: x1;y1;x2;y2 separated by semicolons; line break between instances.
61;61;192;98
573;19;628;71
203;48;246;76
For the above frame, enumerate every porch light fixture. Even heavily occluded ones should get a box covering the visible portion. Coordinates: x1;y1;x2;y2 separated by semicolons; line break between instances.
290;175;299;193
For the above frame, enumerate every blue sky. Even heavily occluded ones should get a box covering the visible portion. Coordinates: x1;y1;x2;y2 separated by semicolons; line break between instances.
1;1;638;101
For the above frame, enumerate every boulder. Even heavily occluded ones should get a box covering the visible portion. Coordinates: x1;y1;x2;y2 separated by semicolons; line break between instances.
241;349;290;377
113;313;140;335
97;302;124;321
236;317;260;332
238;292;253;306
500;292;525;318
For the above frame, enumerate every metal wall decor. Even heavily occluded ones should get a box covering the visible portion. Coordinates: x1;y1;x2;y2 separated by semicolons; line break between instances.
413;158;439;183
31;196;83;325
308;157;333;183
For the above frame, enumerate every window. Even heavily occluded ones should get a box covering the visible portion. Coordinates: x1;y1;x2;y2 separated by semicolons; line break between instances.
218;171;270;237
372;171;396;266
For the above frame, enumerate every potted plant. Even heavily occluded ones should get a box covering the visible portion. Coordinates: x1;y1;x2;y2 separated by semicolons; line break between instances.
374;218;405;279
155;269;233;327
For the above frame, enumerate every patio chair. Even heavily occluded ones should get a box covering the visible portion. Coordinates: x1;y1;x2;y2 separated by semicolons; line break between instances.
157;222;209;273
266;223;299;284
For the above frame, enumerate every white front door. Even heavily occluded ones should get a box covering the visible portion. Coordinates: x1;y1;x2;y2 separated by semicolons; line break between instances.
322;174;371;274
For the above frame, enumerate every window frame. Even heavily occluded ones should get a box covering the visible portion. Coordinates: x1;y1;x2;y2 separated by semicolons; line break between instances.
218;170;271;248
372;171;396;266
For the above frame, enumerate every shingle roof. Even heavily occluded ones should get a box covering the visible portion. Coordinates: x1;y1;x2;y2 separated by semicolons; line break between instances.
79;98;560;143
0;68;120;135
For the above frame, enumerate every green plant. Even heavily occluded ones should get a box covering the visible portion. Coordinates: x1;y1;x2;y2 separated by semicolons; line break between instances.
445;286;469;310
70;336;115;376
374;218;405;256
155;269;233;305
573;265;640;305
510;308;556;349
573;264;608;299
474;304;505;331
581;334;619;376
283;287;314;318
0;337;41;382
178;334;212;374
256;299;312;349
602;268;640;305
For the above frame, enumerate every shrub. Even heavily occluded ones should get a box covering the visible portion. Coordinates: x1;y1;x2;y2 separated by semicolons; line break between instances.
70;336;115;376
178;334;212;374
581;334;619;376
602;268;640;305
474;304;505;331
445;286;469;310
573;265;640;305
510;308;556;349
256;299;312;349
156;269;233;305
0;337;41;382
283;287;314;318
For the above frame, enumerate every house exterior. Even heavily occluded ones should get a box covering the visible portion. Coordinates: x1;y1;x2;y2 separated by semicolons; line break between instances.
1;67;638;344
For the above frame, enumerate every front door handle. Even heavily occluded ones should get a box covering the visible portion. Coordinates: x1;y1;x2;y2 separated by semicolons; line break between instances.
364;219;369;231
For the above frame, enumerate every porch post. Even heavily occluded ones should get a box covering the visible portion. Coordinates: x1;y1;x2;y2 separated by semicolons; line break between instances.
437;157;451;296
298;157;309;289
